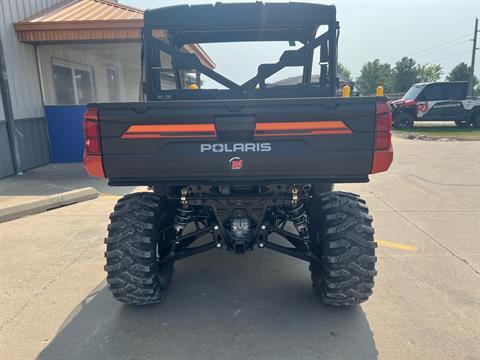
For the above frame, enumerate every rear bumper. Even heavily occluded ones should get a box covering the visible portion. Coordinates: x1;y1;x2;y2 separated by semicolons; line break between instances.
108;175;369;186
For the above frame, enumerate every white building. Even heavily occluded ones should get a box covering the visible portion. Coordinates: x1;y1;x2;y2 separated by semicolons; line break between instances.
0;0;214;177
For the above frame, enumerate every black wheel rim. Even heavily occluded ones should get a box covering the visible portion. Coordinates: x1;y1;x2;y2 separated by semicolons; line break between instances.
398;116;411;128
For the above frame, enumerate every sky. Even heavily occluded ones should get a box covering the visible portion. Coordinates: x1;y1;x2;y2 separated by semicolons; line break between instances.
124;0;480;85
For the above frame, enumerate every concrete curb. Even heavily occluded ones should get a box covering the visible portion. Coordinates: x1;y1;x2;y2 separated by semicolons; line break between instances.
0;187;98;223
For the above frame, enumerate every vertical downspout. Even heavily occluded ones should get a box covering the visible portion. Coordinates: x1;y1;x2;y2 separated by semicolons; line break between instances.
35;44;52;160
0;35;22;175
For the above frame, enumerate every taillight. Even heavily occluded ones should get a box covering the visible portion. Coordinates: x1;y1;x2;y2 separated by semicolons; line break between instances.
371;102;393;174
402;99;416;107
374;102;392;150
84;108;101;155
83;108;105;177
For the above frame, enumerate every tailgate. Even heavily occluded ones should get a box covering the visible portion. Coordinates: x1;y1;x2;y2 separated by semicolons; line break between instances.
95;97;378;184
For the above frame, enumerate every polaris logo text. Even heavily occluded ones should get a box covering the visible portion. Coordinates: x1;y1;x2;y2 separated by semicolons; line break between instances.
200;143;271;153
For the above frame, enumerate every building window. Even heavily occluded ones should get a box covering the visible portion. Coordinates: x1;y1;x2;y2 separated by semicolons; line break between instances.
106;66;120;102
52;59;94;104
39;44;141;104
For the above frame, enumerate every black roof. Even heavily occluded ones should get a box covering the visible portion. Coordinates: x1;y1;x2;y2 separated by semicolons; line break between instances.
144;2;336;44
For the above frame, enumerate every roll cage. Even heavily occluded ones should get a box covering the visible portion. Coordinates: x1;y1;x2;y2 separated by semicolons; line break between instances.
142;2;339;100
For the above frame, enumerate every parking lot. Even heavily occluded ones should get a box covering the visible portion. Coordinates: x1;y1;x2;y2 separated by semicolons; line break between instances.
0;136;479;360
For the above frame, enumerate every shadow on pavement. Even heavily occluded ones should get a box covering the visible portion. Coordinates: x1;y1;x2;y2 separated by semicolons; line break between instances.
38;250;378;360
0;163;135;196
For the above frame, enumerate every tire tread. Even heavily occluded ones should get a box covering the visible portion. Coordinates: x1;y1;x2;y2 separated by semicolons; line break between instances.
105;192;174;305
308;191;377;306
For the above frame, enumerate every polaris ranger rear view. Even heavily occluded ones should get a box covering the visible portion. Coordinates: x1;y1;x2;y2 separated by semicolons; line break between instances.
83;2;393;306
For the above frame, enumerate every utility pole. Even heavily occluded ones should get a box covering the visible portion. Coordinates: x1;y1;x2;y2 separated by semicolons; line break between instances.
468;17;479;96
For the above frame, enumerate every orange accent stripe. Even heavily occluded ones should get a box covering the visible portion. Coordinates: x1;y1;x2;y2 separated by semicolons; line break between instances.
126;124;215;134
122;133;216;139
256;129;352;137
255;121;351;136
122;123;216;139
122;122;351;139
255;121;348;131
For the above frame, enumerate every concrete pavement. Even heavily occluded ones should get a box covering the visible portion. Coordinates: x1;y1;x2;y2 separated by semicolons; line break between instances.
0;137;479;360
0;163;136;197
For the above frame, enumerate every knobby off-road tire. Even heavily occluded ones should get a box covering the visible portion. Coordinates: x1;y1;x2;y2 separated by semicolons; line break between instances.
105;192;175;305
308;192;377;306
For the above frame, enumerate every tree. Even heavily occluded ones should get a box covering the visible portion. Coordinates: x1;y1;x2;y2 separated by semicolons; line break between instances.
446;62;478;85
447;63;479;95
337;62;352;82
447;62;471;81
392;57;418;92
416;64;442;82
356;59;393;95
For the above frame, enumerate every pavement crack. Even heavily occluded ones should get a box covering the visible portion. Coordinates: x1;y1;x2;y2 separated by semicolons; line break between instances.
368;190;480;277
405;173;479;187
0;242;98;332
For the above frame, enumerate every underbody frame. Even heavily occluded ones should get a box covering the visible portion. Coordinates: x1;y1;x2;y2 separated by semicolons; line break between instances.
158;184;321;264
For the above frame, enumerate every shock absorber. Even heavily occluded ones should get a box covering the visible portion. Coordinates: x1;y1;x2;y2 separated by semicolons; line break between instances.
174;189;192;234
174;204;192;234
288;202;308;237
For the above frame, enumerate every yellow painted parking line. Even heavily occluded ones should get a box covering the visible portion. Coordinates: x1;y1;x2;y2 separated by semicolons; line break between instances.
377;239;418;252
